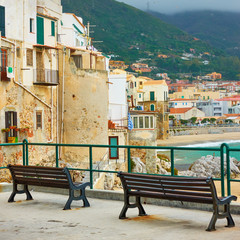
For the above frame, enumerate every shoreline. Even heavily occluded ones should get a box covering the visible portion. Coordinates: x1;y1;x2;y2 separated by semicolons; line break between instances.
157;132;240;146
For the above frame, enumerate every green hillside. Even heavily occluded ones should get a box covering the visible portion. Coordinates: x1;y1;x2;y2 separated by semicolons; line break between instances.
62;0;219;60
61;0;240;80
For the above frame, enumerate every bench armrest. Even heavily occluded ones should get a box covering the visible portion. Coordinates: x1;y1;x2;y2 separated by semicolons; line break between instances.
218;195;237;205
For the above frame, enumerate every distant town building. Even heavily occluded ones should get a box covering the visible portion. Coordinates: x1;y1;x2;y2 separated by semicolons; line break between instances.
131;63;151;73
109;60;129;70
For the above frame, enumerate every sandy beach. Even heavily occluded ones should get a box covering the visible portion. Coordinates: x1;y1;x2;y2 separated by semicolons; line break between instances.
158;132;240;146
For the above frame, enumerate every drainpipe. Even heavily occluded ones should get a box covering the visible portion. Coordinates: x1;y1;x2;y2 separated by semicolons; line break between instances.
60;48;65;156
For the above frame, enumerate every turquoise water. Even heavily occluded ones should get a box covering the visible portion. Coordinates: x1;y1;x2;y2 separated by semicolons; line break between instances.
158;140;240;170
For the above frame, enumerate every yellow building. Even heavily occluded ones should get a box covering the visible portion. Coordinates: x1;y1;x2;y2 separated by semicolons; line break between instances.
169;87;220;100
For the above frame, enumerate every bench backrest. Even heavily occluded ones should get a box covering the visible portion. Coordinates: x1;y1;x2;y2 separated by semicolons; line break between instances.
118;172;218;204
8;165;71;189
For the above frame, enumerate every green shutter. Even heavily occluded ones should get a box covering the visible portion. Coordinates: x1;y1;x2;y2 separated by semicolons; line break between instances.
37;16;44;45
150;92;155;101
150;104;155;111
51;21;55;36
0;6;5;37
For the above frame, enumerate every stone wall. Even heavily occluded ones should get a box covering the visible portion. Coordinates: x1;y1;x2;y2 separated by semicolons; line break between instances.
129;129;158;173
58;49;109;167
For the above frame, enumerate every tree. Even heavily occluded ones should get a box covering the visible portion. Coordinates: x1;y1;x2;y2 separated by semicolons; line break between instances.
210;118;216;124
190;117;197;124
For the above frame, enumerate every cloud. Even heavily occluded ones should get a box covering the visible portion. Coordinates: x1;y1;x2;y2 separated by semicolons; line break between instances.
117;0;240;14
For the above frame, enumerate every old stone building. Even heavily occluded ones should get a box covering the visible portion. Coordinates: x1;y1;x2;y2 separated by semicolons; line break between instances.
0;0;110;179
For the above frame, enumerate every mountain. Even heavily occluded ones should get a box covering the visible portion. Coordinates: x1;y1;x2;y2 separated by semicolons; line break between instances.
149;10;240;57
61;0;240;80
62;0;219;60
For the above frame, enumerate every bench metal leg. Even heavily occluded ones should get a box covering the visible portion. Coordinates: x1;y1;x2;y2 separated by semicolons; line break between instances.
136;196;146;216
225;204;235;228
8;183;33;202
63;189;90;210
119;195;147;219
206;213;217;231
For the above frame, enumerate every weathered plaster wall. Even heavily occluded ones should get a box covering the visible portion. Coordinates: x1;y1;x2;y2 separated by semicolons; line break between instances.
58;49;109;167
129;129;157;173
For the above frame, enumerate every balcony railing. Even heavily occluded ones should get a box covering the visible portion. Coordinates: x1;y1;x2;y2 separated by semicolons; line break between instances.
0;67;10;81
33;69;59;86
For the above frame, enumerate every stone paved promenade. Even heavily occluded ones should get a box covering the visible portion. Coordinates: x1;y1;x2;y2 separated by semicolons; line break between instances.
0;192;240;240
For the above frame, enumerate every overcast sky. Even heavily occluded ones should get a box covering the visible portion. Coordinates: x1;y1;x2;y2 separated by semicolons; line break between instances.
117;0;240;14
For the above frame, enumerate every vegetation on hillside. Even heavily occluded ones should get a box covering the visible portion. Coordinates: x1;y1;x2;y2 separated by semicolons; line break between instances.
62;0;240;80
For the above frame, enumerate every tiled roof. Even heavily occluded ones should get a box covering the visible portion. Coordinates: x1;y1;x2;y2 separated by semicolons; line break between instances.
144;80;167;86
170;108;193;114
170;98;196;101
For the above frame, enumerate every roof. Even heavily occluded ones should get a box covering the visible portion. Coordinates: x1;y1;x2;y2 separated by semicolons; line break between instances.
170;98;196;102
144;80;167;86
65;13;86;29
170;108;193;114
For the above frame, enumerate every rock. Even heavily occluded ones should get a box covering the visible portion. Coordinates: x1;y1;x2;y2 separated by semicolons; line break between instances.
179;154;240;178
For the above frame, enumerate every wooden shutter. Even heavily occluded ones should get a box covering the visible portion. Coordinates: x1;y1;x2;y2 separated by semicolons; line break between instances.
13;112;17;137
0;6;5;37
26;49;33;66
37;16;44;45
5;111;9;142
51;21;55;36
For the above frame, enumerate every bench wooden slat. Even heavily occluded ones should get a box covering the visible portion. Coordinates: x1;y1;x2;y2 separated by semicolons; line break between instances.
130;190;213;204
11;167;66;175
15;176;69;185
12;172;68;179
122;173;207;181
125;179;209;187
127;186;213;198
126;183;211;192
10;165;65;171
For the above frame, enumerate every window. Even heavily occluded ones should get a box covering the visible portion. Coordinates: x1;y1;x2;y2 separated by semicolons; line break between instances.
139;94;141;98
0;6;5;37
26;49;33;66
72;55;82;68
150;91;155;101
5;111;17;142
134;82;136;87
150;104;155;111
30;18;35;33
51;21;55;36
36;111;42;129
131;115;154;129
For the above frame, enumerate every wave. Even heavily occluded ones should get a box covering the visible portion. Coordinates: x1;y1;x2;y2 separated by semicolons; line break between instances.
180;140;240;148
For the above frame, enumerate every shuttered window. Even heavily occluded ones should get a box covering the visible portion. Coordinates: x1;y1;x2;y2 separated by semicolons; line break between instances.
0;6;5;37
26;49;33;66
51;21;55;36
5;111;17;142
36;111;42;129
72;55;82;69
37;16;44;45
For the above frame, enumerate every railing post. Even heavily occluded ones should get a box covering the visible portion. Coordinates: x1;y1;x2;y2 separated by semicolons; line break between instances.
220;143;225;197
226;144;231;196
22;139;26;166
23;139;29;166
89;146;93;189
56;145;59;168
127;147;131;173
170;149;174;176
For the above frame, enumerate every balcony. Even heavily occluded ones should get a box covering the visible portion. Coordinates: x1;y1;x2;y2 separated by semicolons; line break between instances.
0;67;10;81
33;69;59;86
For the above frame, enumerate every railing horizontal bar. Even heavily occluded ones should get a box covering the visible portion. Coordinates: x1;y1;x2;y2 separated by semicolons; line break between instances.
228;179;240;182
25;142;220;151
0;143;24;146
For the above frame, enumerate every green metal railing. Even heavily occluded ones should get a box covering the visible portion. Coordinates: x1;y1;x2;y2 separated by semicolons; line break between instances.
0;140;239;197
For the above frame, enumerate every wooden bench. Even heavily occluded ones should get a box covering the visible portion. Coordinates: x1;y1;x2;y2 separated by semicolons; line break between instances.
7;164;90;210
118;172;237;231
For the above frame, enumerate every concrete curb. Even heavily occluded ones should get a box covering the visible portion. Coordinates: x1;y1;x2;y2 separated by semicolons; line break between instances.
2;183;240;214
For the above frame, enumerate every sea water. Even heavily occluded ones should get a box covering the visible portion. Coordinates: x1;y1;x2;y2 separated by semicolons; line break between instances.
157;140;240;170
